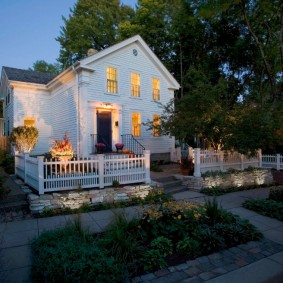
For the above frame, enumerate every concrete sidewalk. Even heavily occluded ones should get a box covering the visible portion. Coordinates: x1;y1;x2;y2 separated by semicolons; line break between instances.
1;187;283;282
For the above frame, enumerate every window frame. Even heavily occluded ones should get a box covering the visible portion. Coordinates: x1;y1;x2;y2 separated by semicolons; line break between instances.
152;78;160;101
131;112;141;137
131;72;140;97
106;66;118;94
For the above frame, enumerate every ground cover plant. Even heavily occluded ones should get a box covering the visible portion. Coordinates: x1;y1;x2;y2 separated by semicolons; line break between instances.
31;194;262;282
200;184;267;196
243;186;283;221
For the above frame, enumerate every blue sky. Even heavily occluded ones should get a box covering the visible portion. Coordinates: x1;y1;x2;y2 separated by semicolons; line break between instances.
0;0;137;71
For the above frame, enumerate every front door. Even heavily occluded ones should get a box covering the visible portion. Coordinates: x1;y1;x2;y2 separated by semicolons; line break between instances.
97;111;112;152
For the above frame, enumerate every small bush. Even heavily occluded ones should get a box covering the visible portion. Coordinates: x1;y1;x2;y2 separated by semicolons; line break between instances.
31;219;124;283
199;227;226;254
269;186;283;203
141;249;167;271
0;176;10;199
0;154;14;174
150;236;173;257
243;199;283;221
98;212;143;269
176;237;200;258
10;126;38;153
112;180;120;188
203;198;223;225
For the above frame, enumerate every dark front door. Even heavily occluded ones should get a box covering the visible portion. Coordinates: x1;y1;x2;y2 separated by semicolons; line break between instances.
97;111;112;152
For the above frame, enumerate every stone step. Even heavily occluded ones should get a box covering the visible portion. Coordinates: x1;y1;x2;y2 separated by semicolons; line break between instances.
152;176;177;183
162;179;183;189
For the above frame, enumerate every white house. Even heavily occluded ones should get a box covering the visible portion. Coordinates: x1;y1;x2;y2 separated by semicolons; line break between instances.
0;35;180;161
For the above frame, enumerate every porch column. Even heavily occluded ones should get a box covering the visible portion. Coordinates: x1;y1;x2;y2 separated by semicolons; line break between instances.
118;109;123;141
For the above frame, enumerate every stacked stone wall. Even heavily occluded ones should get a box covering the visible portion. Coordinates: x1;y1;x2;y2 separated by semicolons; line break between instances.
28;184;153;213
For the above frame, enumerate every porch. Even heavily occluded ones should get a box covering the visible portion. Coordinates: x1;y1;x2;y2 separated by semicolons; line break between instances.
15;151;151;195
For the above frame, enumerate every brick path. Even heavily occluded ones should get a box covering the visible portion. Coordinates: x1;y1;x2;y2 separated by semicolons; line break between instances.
131;239;283;283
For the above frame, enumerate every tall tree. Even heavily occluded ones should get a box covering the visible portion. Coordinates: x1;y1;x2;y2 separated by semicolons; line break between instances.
56;0;135;68
30;60;61;75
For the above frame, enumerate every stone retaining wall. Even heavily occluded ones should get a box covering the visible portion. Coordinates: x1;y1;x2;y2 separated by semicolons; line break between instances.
28;184;153;214
175;169;274;191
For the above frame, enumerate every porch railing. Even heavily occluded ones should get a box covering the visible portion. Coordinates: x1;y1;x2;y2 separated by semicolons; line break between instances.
15;151;151;195
121;134;145;155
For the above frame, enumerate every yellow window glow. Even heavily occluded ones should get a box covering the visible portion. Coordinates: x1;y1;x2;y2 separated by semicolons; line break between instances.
107;67;118;93
132;112;141;137
131;73;140;97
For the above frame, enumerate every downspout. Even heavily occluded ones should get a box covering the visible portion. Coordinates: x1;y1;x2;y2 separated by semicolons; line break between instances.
72;65;80;157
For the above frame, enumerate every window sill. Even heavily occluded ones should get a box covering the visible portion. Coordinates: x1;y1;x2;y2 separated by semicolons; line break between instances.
129;96;142;100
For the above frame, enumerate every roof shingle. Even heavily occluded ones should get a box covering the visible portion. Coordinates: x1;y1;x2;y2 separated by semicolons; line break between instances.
3;66;56;84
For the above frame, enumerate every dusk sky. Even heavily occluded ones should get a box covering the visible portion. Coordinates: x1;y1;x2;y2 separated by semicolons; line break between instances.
0;0;137;72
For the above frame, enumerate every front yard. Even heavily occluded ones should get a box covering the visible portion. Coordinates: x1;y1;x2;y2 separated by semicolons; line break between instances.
31;192;262;283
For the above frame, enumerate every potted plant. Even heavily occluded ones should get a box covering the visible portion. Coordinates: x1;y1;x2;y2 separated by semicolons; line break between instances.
95;143;106;154
115;143;124;152
49;132;74;161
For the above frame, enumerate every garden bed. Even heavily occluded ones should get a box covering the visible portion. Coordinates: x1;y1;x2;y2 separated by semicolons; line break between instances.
243;186;283;221
31;195;262;283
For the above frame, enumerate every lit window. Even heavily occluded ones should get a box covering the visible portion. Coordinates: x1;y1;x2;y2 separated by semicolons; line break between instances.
152;78;160;100
132;112;141;137
107;67;118;93
153;114;160;137
131;73;140;97
24;117;35;127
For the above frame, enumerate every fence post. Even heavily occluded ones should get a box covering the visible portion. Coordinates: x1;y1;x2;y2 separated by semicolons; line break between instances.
240;154;244;170
24;152;29;183
277;154;280;170
98;154;104;189
144;150;151;184
258;149;262;168
194;148;201;177
38;156;45;195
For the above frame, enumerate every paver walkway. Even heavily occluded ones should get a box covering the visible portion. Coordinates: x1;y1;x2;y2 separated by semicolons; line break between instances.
0;167;283;282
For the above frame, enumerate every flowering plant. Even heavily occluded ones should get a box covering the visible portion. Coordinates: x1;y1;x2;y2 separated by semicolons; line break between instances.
49;132;74;158
115;143;124;149
95;143;106;148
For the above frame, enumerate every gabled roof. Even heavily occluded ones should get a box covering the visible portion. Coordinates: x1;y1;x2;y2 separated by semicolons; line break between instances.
80;35;180;90
2;66;56;84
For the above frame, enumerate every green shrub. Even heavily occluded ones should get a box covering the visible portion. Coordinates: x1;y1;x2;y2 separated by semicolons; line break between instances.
98;212;143;269
203;198;223;225
31;219;124;283
199;227;226;254
269;186;283;203
243;199;283;221
0;176;10;199
10;126;38;153
112;180;120;188
150;236;173;257
0;154;14;174
141;249;167;271
176;237;200;258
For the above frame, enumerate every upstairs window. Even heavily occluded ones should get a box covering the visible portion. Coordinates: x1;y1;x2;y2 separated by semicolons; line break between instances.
153;114;160;137
131;73;140;97
152;78;160;100
24;117;35;127
107;67;118;93
132;112;141;137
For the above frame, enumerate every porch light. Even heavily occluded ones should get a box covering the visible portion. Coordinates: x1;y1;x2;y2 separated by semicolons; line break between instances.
101;103;112;109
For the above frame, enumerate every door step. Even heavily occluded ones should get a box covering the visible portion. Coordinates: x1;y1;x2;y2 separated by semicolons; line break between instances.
152;176;188;195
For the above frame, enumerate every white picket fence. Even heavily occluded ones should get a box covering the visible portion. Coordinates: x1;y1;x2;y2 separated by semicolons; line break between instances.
193;149;283;177
261;154;283;170
15;151;151;195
